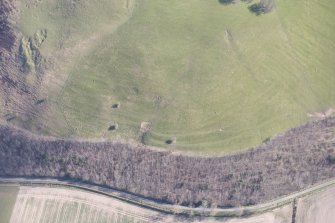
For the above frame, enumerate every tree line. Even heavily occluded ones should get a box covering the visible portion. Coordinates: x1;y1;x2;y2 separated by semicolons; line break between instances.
1;118;335;208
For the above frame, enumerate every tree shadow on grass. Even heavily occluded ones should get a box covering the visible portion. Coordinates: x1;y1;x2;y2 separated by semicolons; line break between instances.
248;0;275;15
218;0;275;16
219;0;254;5
218;0;235;5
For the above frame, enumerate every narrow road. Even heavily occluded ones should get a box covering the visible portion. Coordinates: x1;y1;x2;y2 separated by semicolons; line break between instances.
1;177;335;218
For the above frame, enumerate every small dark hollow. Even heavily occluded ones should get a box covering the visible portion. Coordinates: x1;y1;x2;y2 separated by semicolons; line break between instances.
108;125;117;131
112;103;120;109
165;139;173;145
36;99;45;105
6;116;15;122
327;154;335;165
262;137;271;144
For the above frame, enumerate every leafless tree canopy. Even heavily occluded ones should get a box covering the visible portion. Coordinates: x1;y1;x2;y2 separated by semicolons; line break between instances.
1;118;335;208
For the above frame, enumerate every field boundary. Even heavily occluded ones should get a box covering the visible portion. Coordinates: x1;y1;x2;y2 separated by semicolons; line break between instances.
1;177;335;218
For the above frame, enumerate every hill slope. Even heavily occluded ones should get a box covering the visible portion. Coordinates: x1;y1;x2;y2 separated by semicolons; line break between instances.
1;0;335;153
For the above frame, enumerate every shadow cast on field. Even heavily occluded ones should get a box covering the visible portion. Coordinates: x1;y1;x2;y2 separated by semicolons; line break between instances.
248;0;275;15
218;0;275;16
218;0;254;6
218;0;235;5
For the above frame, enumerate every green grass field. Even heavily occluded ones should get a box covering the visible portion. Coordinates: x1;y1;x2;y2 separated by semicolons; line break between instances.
0;186;18;223
16;0;335;153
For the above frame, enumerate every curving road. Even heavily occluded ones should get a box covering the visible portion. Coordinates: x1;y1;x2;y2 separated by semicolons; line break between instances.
1;177;335;218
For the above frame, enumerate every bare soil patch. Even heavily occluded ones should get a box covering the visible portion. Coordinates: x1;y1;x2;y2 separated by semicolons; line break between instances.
296;185;335;223
224;204;292;223
10;186;162;223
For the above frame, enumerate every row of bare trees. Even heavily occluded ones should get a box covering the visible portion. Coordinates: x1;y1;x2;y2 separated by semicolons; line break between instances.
1;118;335;208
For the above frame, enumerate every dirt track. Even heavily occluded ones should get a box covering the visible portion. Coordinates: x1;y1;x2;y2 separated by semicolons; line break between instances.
3;178;335;222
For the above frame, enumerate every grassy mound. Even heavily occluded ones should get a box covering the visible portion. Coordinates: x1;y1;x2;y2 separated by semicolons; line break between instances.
15;0;335;153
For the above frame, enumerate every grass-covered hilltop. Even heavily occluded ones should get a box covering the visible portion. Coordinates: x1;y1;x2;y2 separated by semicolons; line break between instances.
1;0;335;153
1;0;335;218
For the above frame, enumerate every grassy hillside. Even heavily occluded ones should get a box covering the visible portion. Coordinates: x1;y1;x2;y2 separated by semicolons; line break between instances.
16;0;335;153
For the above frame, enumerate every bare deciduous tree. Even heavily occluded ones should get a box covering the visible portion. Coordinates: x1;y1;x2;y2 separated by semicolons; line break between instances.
1;118;335;208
